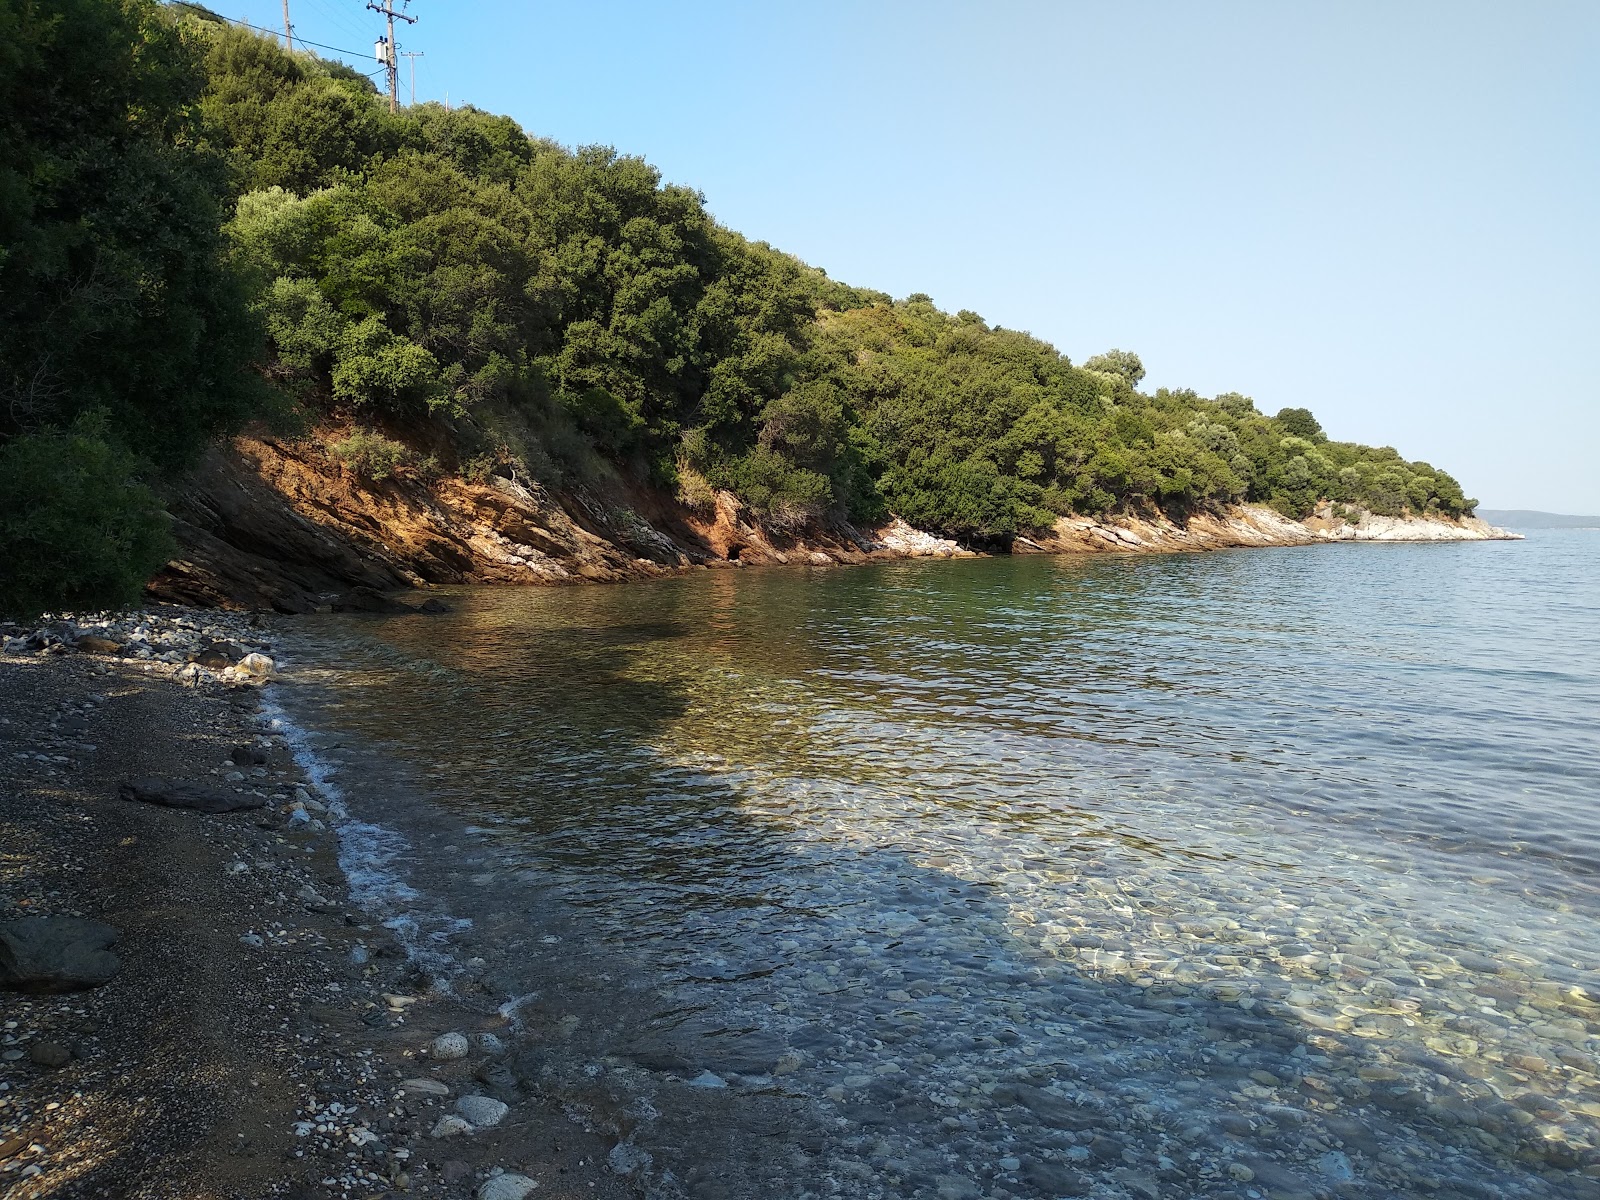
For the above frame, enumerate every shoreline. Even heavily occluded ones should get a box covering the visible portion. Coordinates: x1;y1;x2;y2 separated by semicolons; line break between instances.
0;612;635;1200
148;434;1518;614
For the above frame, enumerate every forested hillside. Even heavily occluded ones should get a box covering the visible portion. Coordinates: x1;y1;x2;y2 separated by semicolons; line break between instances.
0;1;1478;616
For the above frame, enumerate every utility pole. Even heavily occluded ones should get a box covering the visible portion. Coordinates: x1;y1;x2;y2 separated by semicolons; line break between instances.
366;0;416;115
282;0;292;51
401;50;424;106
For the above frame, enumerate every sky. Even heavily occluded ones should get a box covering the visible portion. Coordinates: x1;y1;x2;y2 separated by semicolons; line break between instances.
225;0;1599;513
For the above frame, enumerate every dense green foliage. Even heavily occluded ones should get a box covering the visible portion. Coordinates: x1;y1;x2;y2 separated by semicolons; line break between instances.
0;421;174;618
0;0;261;616
193;25;1473;540
0;7;1477;616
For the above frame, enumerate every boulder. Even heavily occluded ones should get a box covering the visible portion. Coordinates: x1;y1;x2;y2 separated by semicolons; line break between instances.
417;597;452;614
0;917;121;992
120;778;267;814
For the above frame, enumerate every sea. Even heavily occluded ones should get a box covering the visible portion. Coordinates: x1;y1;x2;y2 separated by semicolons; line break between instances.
268;529;1600;1200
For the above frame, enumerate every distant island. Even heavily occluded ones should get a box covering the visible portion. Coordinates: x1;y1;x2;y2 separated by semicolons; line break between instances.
1476;510;1600;531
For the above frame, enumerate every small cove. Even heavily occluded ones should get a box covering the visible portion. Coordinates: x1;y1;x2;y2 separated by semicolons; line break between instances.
271;532;1600;1199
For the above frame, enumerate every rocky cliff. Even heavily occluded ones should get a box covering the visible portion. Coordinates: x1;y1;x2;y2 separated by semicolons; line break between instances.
146;433;1519;613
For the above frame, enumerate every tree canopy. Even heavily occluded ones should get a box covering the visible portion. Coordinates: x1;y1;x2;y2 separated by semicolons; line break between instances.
0;0;264;616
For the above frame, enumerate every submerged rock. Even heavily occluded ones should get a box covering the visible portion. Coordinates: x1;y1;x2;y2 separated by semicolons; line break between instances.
332;587;415;615
0;917;121;992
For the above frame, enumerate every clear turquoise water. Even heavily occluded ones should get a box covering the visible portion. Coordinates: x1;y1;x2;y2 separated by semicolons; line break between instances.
275;531;1600;1199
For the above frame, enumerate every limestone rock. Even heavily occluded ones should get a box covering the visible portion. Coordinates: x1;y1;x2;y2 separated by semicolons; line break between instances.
429;1114;473;1139
455;1094;509;1128
478;1174;538;1200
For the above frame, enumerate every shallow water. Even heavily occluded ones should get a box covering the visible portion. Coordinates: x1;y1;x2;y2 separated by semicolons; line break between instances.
273;532;1600;1199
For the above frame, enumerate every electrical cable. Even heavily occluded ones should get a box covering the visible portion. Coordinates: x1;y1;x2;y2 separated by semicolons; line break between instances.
203;12;373;61
303;0;375;48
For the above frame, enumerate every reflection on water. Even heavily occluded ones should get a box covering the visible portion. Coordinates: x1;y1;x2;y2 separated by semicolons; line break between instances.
276;533;1600;1199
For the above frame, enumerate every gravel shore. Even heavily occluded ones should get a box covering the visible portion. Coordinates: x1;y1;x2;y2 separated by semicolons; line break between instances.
0;610;633;1200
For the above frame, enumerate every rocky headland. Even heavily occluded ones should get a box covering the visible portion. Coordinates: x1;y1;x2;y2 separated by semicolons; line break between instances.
147;433;1519;614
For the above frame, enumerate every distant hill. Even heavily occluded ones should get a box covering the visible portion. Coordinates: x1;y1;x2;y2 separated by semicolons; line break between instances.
1477;510;1600;530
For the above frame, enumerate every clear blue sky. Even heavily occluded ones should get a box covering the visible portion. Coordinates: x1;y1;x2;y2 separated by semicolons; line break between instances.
226;0;1599;513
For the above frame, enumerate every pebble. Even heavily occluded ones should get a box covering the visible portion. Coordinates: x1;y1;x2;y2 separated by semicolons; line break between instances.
429;1114;473;1139
399;1078;450;1096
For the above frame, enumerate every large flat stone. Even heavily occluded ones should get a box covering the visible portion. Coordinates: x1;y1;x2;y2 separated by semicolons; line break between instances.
0;917;121;992
120;778;267;814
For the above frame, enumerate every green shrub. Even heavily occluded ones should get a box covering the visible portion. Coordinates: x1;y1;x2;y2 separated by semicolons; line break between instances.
716;446;833;531
0;424;174;620
328;429;434;482
674;461;719;514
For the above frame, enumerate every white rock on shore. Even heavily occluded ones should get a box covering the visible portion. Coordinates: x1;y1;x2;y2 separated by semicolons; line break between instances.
479;1174;539;1200
455;1094;509;1129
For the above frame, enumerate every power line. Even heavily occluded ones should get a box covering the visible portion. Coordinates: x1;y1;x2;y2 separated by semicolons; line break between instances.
304;0;365;37
303;0;375;49
210;13;371;59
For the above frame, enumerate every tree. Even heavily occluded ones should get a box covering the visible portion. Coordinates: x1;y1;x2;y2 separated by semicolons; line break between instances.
0;423;173;619
1082;349;1146;388
0;0;262;616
